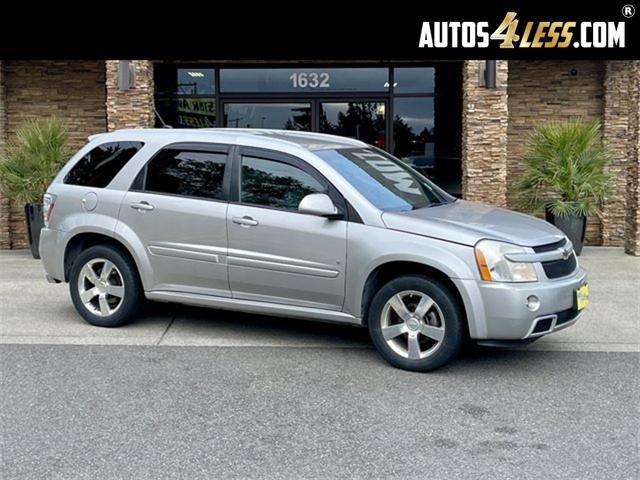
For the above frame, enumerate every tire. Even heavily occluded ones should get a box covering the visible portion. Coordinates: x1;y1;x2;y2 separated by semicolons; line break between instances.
69;244;143;327
368;275;465;372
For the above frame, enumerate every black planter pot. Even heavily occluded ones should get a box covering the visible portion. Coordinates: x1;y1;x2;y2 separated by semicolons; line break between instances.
24;203;44;259
545;208;587;256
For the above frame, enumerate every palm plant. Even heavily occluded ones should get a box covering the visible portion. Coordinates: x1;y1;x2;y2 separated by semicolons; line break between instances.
0;118;71;204
517;120;612;218
0;118;71;258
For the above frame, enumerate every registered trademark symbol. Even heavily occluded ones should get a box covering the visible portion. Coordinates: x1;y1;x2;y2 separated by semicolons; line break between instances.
622;4;635;18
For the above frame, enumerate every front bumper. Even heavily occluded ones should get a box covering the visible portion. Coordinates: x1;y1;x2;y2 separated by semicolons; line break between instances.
455;268;587;340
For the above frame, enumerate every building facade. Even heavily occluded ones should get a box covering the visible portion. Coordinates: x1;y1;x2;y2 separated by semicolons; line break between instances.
0;60;638;254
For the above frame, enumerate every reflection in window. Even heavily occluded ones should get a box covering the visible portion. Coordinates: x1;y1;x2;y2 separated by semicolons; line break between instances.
393;68;435;93
393;98;434;168
154;97;216;128
144;150;226;200
224;103;311;130
154;65;215;95
320;102;386;148
65;142;143;188
241;156;325;210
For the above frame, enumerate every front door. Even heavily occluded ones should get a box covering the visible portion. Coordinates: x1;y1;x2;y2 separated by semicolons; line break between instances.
118;144;231;297
227;148;347;311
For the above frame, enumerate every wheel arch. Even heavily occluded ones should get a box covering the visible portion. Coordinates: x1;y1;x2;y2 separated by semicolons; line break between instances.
360;260;469;336
63;232;143;286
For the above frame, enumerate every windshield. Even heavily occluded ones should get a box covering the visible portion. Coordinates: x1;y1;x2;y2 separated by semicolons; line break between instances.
315;147;454;212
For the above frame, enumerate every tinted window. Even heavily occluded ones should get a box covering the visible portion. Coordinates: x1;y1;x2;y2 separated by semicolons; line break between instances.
144;149;227;200
154;65;215;95
224;103;311;130
393;67;435;93
65;142;143;187
393;97;434;167
315;148;452;212
241;156;325;210
220;68;388;93
155;97;216;128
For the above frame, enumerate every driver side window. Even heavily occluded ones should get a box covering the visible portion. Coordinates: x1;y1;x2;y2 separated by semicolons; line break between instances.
240;156;326;210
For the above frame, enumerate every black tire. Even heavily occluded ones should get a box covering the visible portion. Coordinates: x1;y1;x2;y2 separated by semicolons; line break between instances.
368;275;465;372
69;244;143;327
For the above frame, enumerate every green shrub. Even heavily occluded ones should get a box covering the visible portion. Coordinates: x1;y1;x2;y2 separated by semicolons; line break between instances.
0;118;71;204
517;120;612;218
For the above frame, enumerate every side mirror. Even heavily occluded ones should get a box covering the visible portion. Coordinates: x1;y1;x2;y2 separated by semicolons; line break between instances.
298;193;342;219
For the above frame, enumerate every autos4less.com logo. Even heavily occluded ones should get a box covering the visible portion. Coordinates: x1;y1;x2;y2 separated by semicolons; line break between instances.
418;7;635;49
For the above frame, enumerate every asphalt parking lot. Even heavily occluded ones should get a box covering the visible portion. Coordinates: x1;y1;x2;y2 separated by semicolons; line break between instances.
1;247;638;479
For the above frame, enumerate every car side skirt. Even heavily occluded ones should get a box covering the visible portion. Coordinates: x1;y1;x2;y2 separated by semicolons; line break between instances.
145;290;363;327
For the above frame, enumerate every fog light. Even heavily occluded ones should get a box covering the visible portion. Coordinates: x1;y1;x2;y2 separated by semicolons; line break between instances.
526;295;540;312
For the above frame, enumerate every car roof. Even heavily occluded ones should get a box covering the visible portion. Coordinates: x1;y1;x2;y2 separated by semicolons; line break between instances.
89;128;367;152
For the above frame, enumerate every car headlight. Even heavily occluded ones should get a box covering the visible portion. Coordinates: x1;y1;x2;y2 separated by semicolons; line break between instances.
474;239;537;282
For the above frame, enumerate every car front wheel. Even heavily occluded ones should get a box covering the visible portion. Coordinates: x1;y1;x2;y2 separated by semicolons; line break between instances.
368;275;465;372
69;245;142;327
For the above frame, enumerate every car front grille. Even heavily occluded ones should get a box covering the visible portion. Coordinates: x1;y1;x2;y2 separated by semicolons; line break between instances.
533;238;567;253
541;254;577;279
532;238;577;279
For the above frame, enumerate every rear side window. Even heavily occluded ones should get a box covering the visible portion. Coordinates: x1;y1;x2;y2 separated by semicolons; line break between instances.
142;149;227;200
64;141;143;187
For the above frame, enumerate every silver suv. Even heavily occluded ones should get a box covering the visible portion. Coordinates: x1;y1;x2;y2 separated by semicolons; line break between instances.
39;129;589;371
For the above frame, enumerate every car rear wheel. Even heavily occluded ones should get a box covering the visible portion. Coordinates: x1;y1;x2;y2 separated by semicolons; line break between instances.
368;275;465;372
69;245;142;327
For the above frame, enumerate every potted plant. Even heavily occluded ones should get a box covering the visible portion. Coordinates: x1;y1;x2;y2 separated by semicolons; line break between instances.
0;119;70;258
517;121;612;255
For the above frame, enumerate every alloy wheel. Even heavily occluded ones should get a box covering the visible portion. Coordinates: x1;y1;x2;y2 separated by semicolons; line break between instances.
77;258;125;317
380;290;445;360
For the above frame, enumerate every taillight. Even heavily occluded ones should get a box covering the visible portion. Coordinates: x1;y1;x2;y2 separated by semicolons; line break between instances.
43;193;56;227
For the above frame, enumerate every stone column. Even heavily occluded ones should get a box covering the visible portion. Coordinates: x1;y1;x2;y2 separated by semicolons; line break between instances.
624;62;640;255
0;60;10;249
105;60;155;131
601;61;637;246
461;60;509;206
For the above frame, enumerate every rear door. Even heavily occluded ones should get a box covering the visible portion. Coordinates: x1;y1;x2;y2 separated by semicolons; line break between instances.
226;147;347;310
118;143;231;296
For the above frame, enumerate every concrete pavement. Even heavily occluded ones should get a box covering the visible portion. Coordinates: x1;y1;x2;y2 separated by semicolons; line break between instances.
1;247;638;352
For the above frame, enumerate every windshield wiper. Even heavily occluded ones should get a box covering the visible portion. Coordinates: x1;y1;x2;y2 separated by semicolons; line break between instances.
427;200;451;208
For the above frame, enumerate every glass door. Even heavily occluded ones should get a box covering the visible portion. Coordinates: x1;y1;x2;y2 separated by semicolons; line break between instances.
222;102;311;130
318;101;387;149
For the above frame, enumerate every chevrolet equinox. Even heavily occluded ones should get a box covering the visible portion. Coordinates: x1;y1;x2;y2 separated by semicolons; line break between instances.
39;129;589;371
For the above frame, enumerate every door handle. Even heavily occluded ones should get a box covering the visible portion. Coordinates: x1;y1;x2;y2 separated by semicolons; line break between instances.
232;216;259;227
130;201;154;212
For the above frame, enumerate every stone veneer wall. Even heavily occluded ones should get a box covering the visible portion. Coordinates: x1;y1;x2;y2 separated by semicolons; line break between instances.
602;61;640;249
506;61;605;245
0;61;10;248
106;60;154;130
0;61;107;248
624;62;640;255
461;60;509;206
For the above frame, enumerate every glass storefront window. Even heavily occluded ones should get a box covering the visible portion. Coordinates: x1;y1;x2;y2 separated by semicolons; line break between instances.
320;102;386;148
155;65;215;95
393;97;434;167
154;97;216;128
220;68;388;93
394;68;435;94
223;103;311;130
